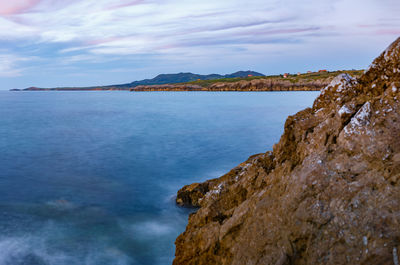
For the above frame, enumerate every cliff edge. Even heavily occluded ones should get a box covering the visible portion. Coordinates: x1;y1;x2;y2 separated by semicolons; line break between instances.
174;37;400;265
131;78;329;92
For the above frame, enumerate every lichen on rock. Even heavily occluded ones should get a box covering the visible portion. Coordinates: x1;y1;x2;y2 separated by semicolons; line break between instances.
174;37;400;265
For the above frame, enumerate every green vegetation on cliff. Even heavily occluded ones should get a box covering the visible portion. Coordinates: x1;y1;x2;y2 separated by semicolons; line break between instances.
185;70;363;88
13;70;363;91
131;70;364;92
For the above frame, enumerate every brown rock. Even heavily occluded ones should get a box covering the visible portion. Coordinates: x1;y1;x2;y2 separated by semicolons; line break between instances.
131;84;204;91
130;76;345;92
174;37;400;265
176;182;211;207
208;78;329;91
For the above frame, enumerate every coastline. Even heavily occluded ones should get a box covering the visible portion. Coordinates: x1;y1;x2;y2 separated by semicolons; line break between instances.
10;70;363;92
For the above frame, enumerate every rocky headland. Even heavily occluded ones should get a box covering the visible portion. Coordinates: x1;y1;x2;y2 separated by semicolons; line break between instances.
207;79;326;91
130;72;364;92
13;70;363;92
174;38;400;264
11;71;265;91
133;84;205;91
130;78;328;92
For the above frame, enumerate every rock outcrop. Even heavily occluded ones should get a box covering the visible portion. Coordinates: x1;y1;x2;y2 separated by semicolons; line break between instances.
207;79;327;91
174;37;400;265
131;79;331;92
132;84;205;91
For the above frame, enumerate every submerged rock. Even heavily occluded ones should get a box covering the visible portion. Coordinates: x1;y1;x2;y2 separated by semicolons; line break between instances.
174;37;400;265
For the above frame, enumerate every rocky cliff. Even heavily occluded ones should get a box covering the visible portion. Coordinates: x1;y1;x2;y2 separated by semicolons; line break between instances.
207;79;326;91
131;78;330;92
132;84;205;91
174;37;400;265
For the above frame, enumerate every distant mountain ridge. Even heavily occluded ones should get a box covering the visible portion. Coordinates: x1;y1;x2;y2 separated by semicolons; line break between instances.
127;71;265;87
13;71;265;91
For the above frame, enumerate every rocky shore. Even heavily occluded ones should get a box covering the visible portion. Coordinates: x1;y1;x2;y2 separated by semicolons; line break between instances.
132;84;205;91
174;37;400;264
12;70;362;92
131;79;330;92
207;79;326;91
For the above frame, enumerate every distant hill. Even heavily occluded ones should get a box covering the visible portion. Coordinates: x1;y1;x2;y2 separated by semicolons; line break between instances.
103;71;265;89
14;71;265;91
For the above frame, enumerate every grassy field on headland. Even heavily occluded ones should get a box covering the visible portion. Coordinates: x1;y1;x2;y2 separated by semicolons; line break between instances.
12;70;364;91
131;70;364;92
184;70;363;88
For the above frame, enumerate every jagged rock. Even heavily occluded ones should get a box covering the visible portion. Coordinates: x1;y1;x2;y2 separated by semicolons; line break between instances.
174;37;400;265
176;182;211;207
176;153;274;208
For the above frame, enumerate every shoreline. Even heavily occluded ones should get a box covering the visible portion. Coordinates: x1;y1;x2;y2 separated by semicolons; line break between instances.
10;70;364;92
9;90;321;92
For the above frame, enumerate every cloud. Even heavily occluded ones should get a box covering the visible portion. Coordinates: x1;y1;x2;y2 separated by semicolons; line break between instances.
0;0;40;15
0;17;37;39
0;53;34;77
2;0;399;53
0;0;399;88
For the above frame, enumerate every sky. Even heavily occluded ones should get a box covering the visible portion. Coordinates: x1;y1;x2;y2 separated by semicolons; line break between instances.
0;0;399;89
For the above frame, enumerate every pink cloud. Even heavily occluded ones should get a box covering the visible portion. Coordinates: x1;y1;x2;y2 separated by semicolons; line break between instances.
357;24;375;28
0;0;41;15
243;27;320;37
106;0;147;10
375;29;400;35
84;37;125;46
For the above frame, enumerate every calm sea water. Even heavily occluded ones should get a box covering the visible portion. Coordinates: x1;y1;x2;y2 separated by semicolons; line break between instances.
0;91;319;265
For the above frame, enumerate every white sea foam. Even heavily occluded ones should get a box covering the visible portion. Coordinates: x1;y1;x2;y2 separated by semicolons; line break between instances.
0;236;70;265
128;220;174;237
0;232;132;265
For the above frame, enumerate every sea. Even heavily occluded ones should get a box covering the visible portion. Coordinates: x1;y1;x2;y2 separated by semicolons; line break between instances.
0;91;319;265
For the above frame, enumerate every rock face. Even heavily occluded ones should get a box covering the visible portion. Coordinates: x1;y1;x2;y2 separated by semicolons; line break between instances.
132;84;204;91
207;79;327;91
174;37;400;265
131;79;330;92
